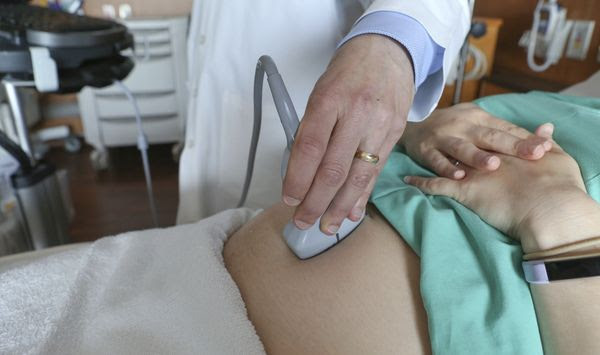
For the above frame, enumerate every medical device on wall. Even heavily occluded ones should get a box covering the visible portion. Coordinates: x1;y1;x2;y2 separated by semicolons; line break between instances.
239;55;364;260
521;0;573;72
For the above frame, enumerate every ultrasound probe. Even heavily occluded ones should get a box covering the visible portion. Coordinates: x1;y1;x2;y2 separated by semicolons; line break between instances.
238;55;364;259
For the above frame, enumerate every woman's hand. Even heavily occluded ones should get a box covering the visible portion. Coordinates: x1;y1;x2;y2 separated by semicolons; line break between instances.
400;104;553;179
404;123;600;253
282;34;415;235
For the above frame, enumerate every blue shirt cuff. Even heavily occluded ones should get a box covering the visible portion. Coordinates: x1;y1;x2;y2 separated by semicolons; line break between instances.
339;11;444;89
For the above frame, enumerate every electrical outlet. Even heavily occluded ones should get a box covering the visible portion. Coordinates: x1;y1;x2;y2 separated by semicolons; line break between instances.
566;20;595;60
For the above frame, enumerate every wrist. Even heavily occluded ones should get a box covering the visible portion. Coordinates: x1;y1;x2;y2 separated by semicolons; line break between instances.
373;34;415;88
517;188;600;254
336;34;415;92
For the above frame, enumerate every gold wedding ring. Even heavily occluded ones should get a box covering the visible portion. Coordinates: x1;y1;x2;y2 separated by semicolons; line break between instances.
354;150;380;164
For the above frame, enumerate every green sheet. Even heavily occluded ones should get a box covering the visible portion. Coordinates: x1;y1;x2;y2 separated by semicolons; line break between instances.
371;92;600;354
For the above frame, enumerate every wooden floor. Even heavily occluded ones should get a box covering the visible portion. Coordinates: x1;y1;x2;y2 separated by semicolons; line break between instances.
46;143;179;243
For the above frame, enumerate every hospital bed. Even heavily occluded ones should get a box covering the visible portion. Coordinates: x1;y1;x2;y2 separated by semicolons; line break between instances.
1;69;598;353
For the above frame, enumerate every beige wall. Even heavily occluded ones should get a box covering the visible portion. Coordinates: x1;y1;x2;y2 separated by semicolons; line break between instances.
84;0;193;18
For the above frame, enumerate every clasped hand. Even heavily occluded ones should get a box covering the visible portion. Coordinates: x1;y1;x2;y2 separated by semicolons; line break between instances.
283;37;553;236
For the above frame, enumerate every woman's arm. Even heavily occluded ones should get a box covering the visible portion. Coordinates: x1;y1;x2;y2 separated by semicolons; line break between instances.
405;121;600;354
526;194;600;355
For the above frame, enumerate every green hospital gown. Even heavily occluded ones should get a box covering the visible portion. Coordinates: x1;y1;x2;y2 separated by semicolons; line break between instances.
371;92;600;354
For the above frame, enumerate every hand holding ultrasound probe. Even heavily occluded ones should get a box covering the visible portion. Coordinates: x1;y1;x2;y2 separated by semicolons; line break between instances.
239;56;364;259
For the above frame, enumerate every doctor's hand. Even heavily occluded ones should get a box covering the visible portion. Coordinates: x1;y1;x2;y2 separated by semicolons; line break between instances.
400;103;553;179
282;34;415;235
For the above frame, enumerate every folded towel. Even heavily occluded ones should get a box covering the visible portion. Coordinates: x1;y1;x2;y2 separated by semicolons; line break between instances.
0;208;265;355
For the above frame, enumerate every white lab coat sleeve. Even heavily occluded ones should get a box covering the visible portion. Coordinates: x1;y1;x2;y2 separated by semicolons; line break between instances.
362;0;471;121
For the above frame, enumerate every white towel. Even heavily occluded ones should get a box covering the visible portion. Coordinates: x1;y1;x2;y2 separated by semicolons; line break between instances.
0;208;265;355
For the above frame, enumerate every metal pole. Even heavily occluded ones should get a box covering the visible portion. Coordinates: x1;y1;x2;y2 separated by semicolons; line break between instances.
2;79;37;166
452;0;476;105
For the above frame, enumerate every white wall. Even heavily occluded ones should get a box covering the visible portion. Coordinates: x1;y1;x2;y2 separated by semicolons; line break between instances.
83;0;193;18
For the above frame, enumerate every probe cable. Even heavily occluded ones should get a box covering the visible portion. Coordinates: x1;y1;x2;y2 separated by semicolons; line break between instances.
238;55;299;207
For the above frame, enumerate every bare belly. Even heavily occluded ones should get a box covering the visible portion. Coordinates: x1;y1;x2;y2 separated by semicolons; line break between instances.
224;203;430;354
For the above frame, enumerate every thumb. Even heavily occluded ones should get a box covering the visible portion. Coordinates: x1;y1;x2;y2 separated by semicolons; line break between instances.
403;175;462;201
535;123;564;152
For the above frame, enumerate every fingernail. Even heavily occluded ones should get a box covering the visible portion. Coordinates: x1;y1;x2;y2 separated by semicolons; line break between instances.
453;170;466;179
542;123;555;135
485;156;500;169
294;219;312;230
283;195;301;206
350;207;363;220
326;225;339;234
403;176;411;183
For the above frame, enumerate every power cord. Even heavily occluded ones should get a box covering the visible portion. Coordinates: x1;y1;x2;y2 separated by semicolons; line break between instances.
464;44;488;81
114;80;159;227
527;2;553;72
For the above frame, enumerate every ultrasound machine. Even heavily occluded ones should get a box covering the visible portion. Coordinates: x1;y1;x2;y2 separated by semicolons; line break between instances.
0;0;134;250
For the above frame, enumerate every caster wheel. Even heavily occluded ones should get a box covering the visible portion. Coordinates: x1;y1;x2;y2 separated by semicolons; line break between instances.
64;135;82;153
90;149;110;171
32;142;49;160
